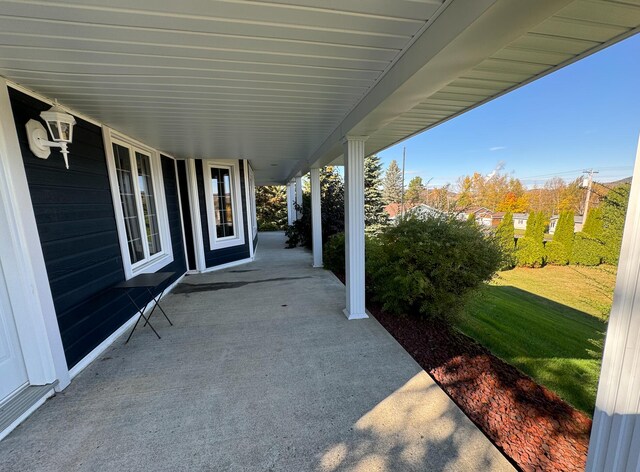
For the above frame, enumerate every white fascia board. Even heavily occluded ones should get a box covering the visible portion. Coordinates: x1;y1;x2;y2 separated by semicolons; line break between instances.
290;0;573;178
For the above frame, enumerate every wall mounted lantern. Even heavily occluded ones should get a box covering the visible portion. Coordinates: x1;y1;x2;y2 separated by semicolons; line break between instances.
26;102;76;169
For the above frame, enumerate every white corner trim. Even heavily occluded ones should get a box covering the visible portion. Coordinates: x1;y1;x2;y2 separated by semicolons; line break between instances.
202;159;246;251
0;387;55;442
244;160;254;259
0;78;70;391
186;159;206;272
102;126;174;279
200;257;253;273
69;273;185;380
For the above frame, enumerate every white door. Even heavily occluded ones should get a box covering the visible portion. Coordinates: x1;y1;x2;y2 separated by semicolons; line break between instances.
0;207;28;402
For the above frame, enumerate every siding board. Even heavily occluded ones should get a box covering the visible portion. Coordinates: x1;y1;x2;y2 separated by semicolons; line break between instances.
10;88;187;368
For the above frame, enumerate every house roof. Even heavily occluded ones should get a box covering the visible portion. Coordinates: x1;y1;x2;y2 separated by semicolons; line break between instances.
0;1;637;184
384;203;401;218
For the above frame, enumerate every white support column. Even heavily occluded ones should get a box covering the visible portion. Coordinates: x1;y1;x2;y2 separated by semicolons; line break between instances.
343;136;368;320
310;167;323;268
286;181;294;226
295;175;303;221
587;136;640;471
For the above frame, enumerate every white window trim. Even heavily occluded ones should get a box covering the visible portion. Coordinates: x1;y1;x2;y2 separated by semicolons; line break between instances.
203;159;245;251
103;127;174;279
248;162;258;240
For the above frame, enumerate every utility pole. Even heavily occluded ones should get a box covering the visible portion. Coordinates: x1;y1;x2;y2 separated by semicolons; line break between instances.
582;169;599;219
400;147;406;218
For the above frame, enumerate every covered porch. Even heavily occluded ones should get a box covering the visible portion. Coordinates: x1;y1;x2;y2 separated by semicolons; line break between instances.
0;232;512;471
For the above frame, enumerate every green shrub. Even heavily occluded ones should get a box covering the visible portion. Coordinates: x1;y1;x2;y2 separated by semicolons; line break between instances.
322;232;384;279
516;237;545;267
601;184;630;265
323;233;346;274
496;212;516;269
368;216;502;321
545;240;569;265
547;211;574;265
571;232;604;266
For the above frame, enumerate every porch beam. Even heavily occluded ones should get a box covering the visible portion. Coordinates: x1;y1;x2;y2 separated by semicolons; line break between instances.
343;136;368;320
310;167;323;268
587;136;640;471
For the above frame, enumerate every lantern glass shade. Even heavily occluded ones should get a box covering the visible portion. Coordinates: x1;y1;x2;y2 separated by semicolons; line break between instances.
40;106;75;143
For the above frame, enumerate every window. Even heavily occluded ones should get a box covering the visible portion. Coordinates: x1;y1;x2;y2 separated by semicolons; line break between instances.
211;167;235;239
104;128;173;278
203;160;245;250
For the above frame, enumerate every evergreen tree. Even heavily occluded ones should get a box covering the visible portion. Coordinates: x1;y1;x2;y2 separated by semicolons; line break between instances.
571;207;605;266
601;183;631;265
517;211;545;267
405;176;425;206
382;159;403;204
546;211;574;265
364;155;389;228
495;212;515;269
255;185;287;230
582;206;603;236
285;166;345;248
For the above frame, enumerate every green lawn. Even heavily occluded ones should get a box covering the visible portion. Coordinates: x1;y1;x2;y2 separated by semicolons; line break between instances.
456;265;616;416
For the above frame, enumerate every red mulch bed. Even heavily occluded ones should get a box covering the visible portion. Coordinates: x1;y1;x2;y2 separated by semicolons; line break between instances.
369;303;592;471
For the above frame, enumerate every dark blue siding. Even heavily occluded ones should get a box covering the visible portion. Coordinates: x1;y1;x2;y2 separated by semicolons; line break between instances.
176;160;196;271
196;159;250;267
10;88;187;368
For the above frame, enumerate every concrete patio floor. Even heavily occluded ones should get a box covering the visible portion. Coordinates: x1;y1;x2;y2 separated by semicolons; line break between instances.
0;232;514;471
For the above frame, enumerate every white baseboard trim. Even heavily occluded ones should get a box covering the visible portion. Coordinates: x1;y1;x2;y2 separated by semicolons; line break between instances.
69;272;186;380
0;388;54;442
200;257;254;273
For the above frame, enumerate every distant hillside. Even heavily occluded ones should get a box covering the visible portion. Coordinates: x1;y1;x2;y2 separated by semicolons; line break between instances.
602;176;632;187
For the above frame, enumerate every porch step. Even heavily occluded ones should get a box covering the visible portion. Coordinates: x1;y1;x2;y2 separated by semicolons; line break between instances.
0;382;57;440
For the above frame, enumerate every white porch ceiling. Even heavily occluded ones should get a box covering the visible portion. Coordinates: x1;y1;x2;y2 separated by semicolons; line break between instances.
0;0;638;184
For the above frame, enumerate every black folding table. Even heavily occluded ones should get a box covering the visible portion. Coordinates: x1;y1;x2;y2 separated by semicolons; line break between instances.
115;272;175;343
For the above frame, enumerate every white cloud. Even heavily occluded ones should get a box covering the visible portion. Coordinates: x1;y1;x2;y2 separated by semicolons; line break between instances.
489;146;506;151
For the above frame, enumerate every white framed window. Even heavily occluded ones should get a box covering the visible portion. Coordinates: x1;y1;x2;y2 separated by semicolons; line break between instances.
203;160;245;250
103;127;173;279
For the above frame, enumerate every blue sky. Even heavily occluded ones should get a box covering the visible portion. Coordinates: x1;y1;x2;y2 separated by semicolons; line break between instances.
378;33;640;188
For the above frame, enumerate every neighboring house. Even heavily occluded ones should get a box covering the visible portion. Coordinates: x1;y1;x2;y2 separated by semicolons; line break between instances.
457;206;492;223
384;203;402;221
385;203;444;221
0;2;637;469
549;214;585;234
513;213;529;230
407;204;445;219
491;212;507;227
476;210;495;227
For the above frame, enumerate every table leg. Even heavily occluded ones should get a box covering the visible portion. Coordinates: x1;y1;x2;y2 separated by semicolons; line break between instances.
125;291;161;343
